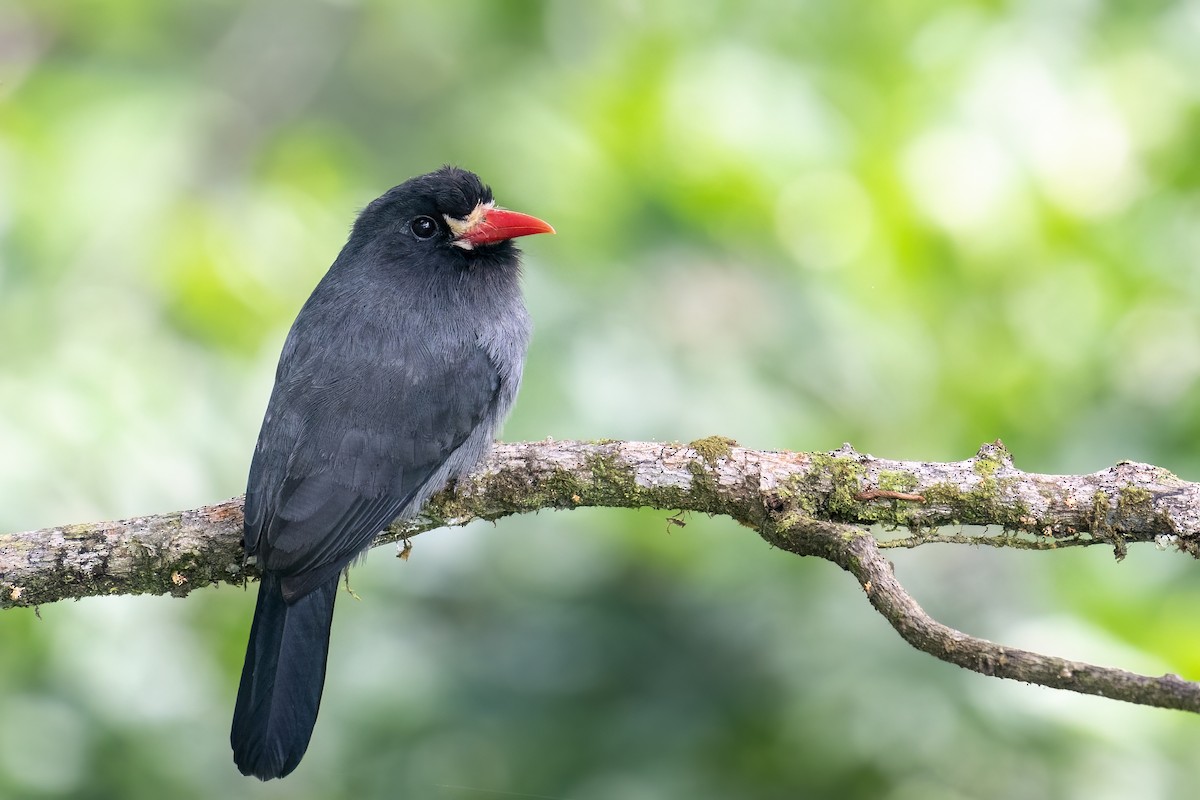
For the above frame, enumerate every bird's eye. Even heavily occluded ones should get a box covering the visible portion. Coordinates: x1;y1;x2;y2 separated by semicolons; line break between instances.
410;216;439;239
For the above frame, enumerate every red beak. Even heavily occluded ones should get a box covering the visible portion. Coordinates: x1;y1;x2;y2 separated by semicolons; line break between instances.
457;207;555;247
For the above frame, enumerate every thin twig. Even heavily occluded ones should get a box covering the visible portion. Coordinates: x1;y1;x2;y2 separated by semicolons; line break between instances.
766;516;1200;712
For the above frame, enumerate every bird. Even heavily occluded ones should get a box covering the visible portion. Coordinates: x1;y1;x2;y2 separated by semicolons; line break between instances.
230;166;553;780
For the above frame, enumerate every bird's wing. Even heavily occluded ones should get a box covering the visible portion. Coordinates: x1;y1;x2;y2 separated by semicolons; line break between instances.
243;336;500;599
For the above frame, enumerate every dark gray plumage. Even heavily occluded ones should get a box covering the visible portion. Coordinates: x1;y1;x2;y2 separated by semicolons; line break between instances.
231;167;551;780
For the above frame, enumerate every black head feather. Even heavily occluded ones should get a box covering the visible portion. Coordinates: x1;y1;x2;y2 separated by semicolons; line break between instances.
343;166;520;271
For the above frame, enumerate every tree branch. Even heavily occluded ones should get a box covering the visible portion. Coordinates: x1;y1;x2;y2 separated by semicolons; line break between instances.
4;438;1198;712
767;516;1200;712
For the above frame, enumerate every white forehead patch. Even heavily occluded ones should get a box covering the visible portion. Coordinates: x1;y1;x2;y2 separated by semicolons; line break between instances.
445;201;495;250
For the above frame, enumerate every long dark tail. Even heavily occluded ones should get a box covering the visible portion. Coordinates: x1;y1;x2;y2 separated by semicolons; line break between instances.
231;571;338;780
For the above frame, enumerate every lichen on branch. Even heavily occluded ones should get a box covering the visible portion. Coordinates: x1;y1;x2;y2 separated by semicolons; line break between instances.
3;438;1199;713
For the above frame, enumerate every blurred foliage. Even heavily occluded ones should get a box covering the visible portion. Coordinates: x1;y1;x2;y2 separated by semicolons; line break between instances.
3;0;1200;797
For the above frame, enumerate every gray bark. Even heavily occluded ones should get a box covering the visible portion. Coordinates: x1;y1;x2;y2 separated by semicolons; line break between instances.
3;438;1198;712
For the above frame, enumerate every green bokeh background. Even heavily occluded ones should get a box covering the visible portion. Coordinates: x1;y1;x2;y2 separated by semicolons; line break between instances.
3;1;1200;797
